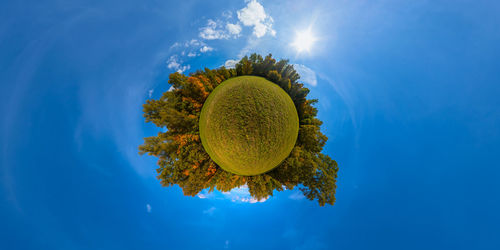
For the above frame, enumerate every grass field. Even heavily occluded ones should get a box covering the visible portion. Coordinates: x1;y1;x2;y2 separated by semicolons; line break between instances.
199;76;299;176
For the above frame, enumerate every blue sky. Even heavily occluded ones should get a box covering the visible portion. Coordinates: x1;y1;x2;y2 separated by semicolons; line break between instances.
1;0;500;249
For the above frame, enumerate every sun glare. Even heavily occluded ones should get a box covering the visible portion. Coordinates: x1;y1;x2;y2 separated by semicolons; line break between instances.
291;29;317;53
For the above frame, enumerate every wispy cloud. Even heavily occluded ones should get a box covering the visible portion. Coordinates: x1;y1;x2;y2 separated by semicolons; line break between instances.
202;206;216;216
197;193;210;199
293;64;317;87
222;10;232;19
169;39;210;59
288;190;305;200
199;18;243;40
146;204;152;213
187;39;203;46
199;19;231;40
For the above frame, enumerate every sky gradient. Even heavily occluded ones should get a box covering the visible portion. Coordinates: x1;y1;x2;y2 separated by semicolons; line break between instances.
1;0;500;249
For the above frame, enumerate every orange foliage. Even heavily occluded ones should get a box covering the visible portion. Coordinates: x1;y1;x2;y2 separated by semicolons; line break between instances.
192;161;200;169
213;75;223;85
205;163;217;176
182;97;203;110
187;76;209;99
173;134;200;154
197;75;214;91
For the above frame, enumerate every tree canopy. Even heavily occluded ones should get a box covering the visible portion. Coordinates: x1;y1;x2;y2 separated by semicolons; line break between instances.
139;53;339;206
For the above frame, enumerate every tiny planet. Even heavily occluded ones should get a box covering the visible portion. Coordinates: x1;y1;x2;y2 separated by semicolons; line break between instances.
139;54;338;206
199;75;299;176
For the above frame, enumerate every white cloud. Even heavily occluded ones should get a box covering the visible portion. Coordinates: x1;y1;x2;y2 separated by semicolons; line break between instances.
167;55;190;73
221;185;267;203
199;19;230;40
166;56;180;69
237;0;275;38
171;39;205;50
146;204;152;213
226;23;242;35
202;206;216;216
188;39;203;47
224;59;239;68
293;64;317;86
176;65;190;73
199;18;243;40
196;185;267;203
169;39;210;58
200;45;214;53
148;89;154;98
197;192;216;199
168;1;277;80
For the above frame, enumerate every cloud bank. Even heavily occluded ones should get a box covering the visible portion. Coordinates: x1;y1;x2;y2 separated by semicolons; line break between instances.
197;185;267;203
167;0;276;76
237;0;276;38
224;59;239;68
198;0;275;40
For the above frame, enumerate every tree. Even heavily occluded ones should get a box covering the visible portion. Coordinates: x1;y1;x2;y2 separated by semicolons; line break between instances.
139;53;339;206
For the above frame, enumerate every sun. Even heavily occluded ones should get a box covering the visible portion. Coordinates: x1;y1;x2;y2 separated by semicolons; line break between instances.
291;29;317;53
